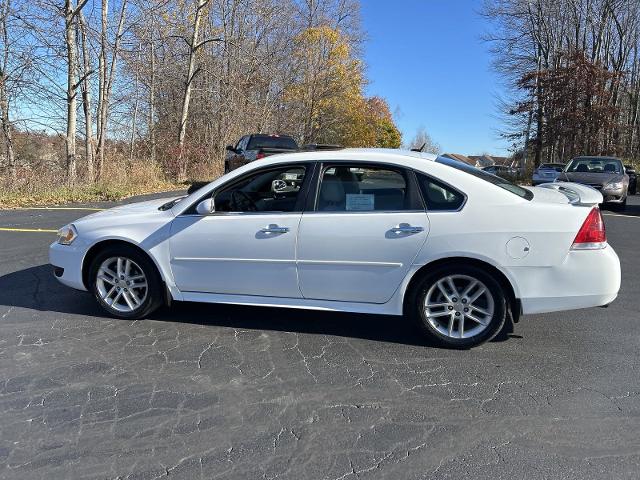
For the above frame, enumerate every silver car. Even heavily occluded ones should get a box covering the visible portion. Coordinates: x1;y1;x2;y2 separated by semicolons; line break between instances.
556;156;629;209
532;163;565;185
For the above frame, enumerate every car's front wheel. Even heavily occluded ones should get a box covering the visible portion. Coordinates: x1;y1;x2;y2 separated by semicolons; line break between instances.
88;245;163;319
408;265;507;348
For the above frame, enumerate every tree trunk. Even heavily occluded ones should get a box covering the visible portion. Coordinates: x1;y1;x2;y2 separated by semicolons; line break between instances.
149;34;156;163
177;0;209;182
0;0;15;180
129;43;141;166
0;77;16;180
65;0;78;186
78;12;94;181
96;0;108;181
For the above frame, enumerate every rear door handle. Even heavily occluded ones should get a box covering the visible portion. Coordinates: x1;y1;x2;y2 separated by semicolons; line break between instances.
260;225;289;234
390;224;424;234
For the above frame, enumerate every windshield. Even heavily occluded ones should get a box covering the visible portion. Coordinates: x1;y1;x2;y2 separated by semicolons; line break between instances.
247;135;298;150
566;157;623;174
540;163;564;170
436;156;533;200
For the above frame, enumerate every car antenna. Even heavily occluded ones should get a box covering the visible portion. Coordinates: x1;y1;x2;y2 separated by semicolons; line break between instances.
410;143;426;152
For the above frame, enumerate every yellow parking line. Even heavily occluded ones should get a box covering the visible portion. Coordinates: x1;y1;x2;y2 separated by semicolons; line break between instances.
0;227;57;233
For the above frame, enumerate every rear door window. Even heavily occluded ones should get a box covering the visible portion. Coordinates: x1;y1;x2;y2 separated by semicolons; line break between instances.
416;173;465;211
316;165;412;211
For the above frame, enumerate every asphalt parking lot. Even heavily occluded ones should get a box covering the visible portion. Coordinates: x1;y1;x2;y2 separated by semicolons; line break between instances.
1;193;639;480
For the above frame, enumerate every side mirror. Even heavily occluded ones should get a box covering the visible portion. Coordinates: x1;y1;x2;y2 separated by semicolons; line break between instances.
196;198;215;215
226;145;236;153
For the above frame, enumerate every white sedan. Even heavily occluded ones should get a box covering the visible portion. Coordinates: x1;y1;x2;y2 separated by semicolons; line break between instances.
49;149;621;348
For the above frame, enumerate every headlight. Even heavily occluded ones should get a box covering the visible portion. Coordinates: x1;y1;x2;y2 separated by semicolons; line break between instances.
56;224;78;245
605;181;623;190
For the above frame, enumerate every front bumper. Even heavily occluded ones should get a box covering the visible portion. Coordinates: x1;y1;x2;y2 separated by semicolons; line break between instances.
507;245;621;315
602;190;626;203
49;241;88;291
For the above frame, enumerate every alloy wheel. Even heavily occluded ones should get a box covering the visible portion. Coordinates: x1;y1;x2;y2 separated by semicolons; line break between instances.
424;274;495;339
95;256;148;313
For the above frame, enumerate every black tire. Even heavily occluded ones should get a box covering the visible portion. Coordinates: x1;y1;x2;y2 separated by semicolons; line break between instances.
610;198;627;211
407;264;507;349
88;244;164;319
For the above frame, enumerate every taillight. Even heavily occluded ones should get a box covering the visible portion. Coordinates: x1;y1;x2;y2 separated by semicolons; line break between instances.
256;152;265;159
571;207;606;250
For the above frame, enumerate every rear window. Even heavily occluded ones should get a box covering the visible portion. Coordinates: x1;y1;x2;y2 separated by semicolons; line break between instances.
436;156;533;200
247;135;298;150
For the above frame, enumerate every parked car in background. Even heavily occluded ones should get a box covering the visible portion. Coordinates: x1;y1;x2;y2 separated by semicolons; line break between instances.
50;149;620;349
532;163;565;185
225;134;298;173
556;156;629;209
624;164;637;195
481;164;520;182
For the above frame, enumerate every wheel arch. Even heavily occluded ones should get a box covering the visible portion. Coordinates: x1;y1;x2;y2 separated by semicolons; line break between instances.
403;256;521;322
81;239;167;291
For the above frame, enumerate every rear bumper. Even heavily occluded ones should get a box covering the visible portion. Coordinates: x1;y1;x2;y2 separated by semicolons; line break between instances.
49;241;87;291
507;245;621;315
532;177;557;185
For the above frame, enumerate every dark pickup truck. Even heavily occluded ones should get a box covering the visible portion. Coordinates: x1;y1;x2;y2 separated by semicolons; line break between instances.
224;134;299;173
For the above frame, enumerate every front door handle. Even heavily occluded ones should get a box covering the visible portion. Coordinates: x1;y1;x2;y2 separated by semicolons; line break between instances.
260;224;289;234
390;224;424;234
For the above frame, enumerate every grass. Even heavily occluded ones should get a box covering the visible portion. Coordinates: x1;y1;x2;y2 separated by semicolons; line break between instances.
0;161;184;209
0;182;183;209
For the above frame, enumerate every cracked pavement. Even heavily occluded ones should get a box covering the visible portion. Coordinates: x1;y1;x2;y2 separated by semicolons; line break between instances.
1;193;639;479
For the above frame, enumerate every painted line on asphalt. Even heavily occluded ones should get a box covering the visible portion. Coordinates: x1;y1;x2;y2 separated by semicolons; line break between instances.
0;227;57;233
602;213;640;219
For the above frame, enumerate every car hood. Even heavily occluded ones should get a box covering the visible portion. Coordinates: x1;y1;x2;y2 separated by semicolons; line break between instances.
74;197;178;226
558;171;623;185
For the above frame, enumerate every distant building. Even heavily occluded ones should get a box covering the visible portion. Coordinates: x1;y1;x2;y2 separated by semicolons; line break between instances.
468;155;514;168
441;153;518;169
441;153;475;165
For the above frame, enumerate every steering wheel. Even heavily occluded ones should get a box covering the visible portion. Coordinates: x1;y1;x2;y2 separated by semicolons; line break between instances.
231;190;258;211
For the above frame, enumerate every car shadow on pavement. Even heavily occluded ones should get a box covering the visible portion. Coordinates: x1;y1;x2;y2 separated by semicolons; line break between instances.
0;264;513;348
601;200;640;217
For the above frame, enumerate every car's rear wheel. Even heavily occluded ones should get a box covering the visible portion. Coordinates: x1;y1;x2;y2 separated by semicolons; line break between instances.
88;245;163;319
408;265;507;349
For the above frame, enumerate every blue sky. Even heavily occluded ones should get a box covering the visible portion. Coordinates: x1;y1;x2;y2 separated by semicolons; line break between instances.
361;0;508;155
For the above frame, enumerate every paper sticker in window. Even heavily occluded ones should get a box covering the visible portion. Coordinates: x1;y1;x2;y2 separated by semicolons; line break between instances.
346;193;375;211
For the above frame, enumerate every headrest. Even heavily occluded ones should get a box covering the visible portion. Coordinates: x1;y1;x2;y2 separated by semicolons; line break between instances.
320;176;345;203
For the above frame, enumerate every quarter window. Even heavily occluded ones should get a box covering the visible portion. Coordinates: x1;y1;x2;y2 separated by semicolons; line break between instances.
416;173;465;211
317;166;409;211
214;166;306;213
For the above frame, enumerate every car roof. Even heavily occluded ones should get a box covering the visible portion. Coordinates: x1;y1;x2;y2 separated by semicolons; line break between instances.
259;148;438;165
572;156;620;161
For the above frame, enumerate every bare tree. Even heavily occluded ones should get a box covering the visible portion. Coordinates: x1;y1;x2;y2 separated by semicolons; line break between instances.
0;0;17;179
95;0;128;180
407;126;440;154
63;0;89;185
177;0;211;182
